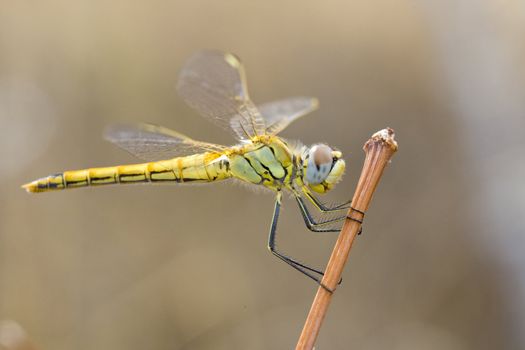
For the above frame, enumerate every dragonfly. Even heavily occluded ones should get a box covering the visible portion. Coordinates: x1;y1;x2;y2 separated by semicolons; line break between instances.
23;50;362;290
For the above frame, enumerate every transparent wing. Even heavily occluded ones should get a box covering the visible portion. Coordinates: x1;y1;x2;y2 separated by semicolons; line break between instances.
259;97;319;135
104;123;228;161
177;50;266;141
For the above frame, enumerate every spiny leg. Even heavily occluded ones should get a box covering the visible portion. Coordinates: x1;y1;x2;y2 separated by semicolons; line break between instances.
302;187;355;212
267;191;336;292
294;192;346;232
268;192;325;276
302;187;365;234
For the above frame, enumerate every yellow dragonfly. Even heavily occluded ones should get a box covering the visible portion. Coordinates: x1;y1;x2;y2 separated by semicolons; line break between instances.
23;50;359;287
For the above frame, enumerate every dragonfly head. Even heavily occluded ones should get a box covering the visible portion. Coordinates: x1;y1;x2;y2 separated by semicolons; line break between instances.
303;144;345;194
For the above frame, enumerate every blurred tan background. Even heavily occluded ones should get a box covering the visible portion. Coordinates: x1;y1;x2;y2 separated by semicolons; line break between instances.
1;1;525;349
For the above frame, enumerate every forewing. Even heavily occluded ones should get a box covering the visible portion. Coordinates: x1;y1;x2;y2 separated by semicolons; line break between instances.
259;97;319;135
104;123;227;161
177;50;266;140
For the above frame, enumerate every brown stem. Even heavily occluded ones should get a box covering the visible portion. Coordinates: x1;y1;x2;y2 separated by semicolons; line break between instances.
295;128;398;350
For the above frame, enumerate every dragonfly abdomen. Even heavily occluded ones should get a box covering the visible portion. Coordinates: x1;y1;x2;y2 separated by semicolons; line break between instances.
23;153;230;193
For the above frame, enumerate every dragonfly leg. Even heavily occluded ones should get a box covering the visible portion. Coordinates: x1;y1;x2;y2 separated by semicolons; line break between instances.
302;188;365;235
267;191;340;292
294;193;346;232
302;187;357;212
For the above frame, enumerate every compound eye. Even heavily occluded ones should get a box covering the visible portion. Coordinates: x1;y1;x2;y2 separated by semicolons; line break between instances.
311;144;332;169
306;144;333;184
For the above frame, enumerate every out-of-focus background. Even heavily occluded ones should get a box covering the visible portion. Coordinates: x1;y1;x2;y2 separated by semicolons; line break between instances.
1;1;524;349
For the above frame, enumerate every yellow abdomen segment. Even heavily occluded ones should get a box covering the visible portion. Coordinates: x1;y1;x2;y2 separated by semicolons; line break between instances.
22;153;230;193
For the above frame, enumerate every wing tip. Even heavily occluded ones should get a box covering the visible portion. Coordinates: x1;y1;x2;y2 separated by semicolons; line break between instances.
311;97;320;110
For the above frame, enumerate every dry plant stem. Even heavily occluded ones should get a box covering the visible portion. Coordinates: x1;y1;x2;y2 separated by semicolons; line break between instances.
295;128;398;350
